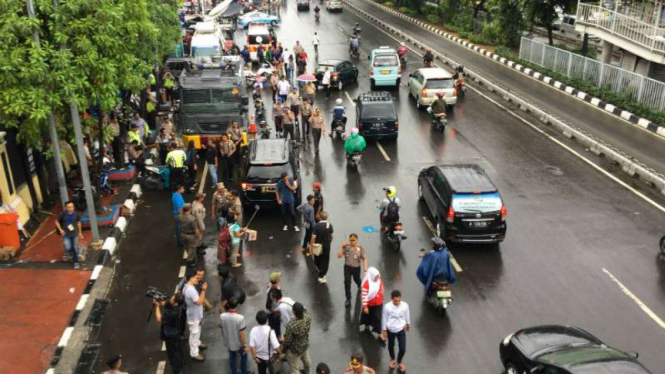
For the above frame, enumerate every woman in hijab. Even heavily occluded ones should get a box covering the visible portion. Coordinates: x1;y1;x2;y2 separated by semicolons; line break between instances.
360;267;384;337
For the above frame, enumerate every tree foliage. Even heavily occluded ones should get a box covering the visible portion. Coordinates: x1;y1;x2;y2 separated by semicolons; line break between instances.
0;0;181;148
527;0;573;45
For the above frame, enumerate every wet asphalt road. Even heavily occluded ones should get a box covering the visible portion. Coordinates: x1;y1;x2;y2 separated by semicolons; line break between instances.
92;2;665;374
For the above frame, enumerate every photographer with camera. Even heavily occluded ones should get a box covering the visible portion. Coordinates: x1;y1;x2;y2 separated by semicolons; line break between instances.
153;294;186;374
183;269;208;362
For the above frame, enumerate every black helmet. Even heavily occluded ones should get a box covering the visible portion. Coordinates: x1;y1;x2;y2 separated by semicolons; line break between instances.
431;237;446;249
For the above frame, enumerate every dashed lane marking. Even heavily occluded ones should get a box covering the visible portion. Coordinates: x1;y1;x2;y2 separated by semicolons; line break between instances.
421;216;463;272
162;342;166;351
156;360;166;374
178;265;186;278
345;91;356;107
182;250;187;260
603;268;665;331
358;15;665;214
376;141;391;161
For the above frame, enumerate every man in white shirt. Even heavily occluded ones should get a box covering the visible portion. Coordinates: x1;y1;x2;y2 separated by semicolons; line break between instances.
183;270;208;361
221;298;248;374
268;288;295;340
312;32;320;54
321;68;332;98
249;310;283;374
381;290;411;372
278;77;291;104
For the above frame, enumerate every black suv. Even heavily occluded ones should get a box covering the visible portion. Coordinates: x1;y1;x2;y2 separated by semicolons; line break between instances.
418;164;507;243
355;91;398;139
241;139;301;208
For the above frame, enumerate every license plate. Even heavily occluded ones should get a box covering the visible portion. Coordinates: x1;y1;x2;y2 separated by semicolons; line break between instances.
470;221;489;228
437;290;452;298
393;230;404;235
262;186;276;193
372;123;383;128
352;155;361;161
381;70;391;74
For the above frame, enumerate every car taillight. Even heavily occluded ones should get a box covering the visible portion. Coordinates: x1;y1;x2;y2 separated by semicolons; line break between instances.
370;68;374;77
332;72;339;79
446;207;455;223
241;183;253;190
500;205;506;221
453;88;457;96
421;88;427;98
394;120;399;129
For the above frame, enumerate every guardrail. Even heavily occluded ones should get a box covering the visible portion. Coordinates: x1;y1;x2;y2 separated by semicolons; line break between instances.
576;3;665;53
520;37;665;111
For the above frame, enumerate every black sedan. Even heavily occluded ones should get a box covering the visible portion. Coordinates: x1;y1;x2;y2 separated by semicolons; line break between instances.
315;59;359;91
499;325;653;374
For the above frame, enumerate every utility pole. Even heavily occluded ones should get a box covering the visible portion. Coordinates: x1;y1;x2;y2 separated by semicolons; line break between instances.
25;0;69;208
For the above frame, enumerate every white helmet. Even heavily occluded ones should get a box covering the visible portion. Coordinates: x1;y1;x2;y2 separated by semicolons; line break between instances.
336;98;343;105
400;42;405;46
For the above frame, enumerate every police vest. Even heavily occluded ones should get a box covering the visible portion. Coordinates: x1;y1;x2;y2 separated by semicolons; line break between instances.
128;130;143;145
166;149;186;168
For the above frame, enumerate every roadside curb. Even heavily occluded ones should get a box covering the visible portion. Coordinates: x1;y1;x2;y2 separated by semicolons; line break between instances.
45;184;143;374
346;0;665;138
343;0;665;197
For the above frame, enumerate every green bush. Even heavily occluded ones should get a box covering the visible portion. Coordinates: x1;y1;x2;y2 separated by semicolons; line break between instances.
458;30;469;38
385;1;394;7
451;9;474;32
427;14;440;24
399;6;410;12
480;22;502;45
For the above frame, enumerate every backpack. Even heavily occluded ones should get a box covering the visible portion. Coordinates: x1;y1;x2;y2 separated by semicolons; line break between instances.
386;198;399;221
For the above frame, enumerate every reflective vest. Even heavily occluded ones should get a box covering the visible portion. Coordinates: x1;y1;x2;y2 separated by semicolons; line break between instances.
163;78;174;89
128;130;143;145
166;149;187;168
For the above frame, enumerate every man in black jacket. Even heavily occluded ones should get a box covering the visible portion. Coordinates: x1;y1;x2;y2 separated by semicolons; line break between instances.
154;294;186;374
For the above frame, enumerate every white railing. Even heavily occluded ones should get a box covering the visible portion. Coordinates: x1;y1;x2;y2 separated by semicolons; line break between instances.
576;3;665;54
520;37;665;111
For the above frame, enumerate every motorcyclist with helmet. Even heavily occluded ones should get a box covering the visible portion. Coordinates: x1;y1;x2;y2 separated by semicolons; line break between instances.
344;128;366;160
397;42;408;64
430;92;447;123
349;34;360;58
379;186;400;235
330;98;347;138
352;22;362;37
423;48;434;67
417;237;456;302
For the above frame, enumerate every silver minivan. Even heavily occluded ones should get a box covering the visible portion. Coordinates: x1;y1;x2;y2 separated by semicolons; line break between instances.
407;68;457;109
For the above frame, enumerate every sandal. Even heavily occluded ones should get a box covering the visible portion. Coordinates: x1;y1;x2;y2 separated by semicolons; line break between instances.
398;364;406;373
388;360;396;370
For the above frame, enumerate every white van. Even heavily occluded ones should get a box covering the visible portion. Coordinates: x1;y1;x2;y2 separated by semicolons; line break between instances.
247;23;272;61
326;0;343;11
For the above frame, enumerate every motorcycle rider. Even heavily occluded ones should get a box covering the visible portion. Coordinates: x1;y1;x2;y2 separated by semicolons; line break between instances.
344;128;366;161
330;98;347;138
352;22;361;37
417;237;456;301
397;42;407;62
379;186;400;235
349;34;360;57
314;4;321;20
423;48;434;67
430;92;447;122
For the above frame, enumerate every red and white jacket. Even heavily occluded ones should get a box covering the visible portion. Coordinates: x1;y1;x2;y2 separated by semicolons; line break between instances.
361;279;384;308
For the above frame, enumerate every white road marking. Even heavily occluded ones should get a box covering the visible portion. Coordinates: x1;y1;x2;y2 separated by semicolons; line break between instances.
178;265;186;278
376;141;391;161
198;162;208;195
156;360;166;374
345;91;356;107
359;18;665;214
161;342;166;351
58;326;75;347
421;216;463;272
602;268;665;330
182;250;187;259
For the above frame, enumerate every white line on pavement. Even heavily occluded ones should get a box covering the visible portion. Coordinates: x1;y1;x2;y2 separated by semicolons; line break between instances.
178;266;186;278
156;360;166;374
162;342;166;351
354;10;665;214
602;268;665;331
182;250;187;260
345;91;356;107
421;216;463;272
198;162;208;195
376;141;391;161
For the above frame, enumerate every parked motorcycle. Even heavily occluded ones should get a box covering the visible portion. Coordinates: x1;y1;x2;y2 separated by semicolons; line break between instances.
346;151;362;169
139;159;164;190
384;222;406;252
428;279;453;314
427;106;447;132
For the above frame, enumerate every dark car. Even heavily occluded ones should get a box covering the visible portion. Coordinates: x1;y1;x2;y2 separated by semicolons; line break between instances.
240;138;301;208
418;164;506;243
500;325;653;374
315;59;359;91
355;91;398;139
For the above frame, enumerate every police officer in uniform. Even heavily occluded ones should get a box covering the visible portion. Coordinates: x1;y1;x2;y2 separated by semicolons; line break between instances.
180;203;202;264
166;142;187;191
153;294;186;374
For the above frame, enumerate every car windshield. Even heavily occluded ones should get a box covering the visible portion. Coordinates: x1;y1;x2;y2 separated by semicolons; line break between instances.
571;360;650;374
361;103;396;119
452;192;502;213
249;34;269;44
192;47;218;58
316;65;335;73
373;54;398;67
183;89;242;104
247;164;292;181
425;78;454;89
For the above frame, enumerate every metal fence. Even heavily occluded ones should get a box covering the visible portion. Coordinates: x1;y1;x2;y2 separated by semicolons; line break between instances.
519;37;665;111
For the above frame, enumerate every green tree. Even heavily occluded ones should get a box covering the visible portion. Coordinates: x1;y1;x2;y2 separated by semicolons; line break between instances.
526;0;572;45
0;0;180;149
493;0;525;47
